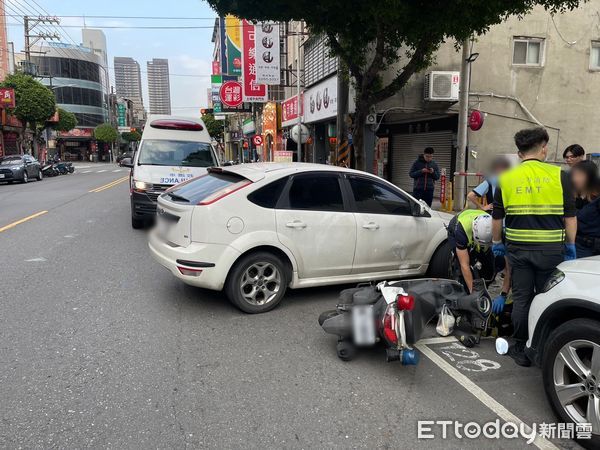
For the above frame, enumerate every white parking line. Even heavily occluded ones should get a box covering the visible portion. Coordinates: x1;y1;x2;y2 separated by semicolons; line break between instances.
112;169;121;172
97;170;107;173
415;340;559;450
82;170;92;173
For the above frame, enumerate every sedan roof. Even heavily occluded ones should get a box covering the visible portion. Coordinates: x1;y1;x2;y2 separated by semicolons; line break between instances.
210;162;362;183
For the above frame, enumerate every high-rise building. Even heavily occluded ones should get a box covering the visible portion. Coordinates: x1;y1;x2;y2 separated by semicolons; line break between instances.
0;0;11;81
147;58;171;115
82;28;108;68
113;56;145;124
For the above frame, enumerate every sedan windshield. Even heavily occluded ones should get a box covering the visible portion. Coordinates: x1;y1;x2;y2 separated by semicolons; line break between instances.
1;157;23;165
137;140;216;168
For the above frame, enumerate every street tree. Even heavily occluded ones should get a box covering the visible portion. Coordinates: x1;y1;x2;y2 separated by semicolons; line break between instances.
0;73;56;157
207;0;582;170
94;123;119;161
120;130;141;142
51;107;78;133
202;112;224;141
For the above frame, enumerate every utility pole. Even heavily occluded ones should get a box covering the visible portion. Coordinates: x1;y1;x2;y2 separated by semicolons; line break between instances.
454;38;471;211
335;66;349;167
23;15;60;74
296;21;303;162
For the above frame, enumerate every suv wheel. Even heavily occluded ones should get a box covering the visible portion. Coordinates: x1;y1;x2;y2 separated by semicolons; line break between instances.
543;319;600;447
225;251;288;314
37;169;43;181
22;171;28;183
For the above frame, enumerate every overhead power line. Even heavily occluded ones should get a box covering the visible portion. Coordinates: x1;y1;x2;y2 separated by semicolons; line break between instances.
6;23;219;29
2;14;218;20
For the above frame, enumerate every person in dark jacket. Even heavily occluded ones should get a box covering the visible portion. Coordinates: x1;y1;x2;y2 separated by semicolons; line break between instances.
571;161;600;258
409;147;440;207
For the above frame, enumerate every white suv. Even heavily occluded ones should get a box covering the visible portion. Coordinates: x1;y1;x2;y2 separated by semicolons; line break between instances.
526;256;600;445
148;163;453;313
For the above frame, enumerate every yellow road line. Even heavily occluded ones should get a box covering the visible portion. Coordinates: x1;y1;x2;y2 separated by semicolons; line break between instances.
0;210;48;233
89;176;129;193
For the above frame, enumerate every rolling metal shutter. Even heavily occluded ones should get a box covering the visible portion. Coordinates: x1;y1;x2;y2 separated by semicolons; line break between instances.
390;131;454;198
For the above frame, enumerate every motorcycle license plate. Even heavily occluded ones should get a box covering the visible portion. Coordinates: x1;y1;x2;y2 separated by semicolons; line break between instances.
352;305;376;345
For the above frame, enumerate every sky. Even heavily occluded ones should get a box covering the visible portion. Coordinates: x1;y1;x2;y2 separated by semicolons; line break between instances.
5;0;217;117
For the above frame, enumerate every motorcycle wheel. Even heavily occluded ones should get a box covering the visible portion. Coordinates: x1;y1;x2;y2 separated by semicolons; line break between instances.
336;340;356;362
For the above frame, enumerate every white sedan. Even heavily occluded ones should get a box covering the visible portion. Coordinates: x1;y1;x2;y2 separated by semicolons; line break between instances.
148;163;453;313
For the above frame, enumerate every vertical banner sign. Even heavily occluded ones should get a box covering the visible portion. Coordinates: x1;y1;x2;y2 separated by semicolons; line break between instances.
254;22;281;85
211;75;223;114
440;168;447;204
241;20;268;102
218;17;228;75
225;15;242;76
212;61;220;75
117;103;127;126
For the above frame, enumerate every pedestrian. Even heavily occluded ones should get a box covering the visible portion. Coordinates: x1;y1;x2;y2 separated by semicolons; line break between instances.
467;156;512;211
409;147;440;207
571;161;600;258
491;127;577;367
563;144;585;169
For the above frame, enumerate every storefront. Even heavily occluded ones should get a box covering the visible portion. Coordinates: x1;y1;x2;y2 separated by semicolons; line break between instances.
262;102;282;162
1;114;23;157
281;94;304;161
56;128;96;161
303;76;338;164
383;116;458;197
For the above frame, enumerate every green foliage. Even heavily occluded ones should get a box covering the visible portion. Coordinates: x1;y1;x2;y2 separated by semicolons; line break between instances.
52;107;78;132
121;130;141;142
207;0;583;169
202;113;224;140
94;123;119;143
0;73;56;129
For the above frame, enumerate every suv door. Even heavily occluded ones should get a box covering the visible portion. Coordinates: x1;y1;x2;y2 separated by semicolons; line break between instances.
275;172;356;279
346;175;429;274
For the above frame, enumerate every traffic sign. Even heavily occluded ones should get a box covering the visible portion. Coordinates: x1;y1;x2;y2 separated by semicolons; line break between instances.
219;81;243;108
252;135;263;146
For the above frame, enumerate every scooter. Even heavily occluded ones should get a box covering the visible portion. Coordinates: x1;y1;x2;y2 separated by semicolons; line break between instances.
41;162;60;177
319;278;491;363
54;160;74;175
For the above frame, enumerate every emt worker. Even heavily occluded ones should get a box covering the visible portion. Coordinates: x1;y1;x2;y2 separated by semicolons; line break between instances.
491;127;577;367
409;147;440;207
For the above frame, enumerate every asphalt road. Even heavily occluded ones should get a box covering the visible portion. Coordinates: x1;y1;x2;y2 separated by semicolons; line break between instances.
0;166;583;449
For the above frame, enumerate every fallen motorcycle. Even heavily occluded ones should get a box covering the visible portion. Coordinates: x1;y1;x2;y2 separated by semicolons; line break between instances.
318;278;491;364
41;162;60;177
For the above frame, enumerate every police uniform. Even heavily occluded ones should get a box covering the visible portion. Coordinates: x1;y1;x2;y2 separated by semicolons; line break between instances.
493;159;576;344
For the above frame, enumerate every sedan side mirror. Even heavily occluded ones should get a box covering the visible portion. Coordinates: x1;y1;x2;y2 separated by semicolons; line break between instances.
412;200;427;217
121;158;133;168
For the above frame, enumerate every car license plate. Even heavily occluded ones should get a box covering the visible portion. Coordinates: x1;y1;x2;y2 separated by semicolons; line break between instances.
0;174;4;178
155;216;170;239
352;305;376;345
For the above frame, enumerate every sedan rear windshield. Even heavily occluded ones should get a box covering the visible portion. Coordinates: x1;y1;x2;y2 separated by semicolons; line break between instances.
165;172;247;204
1;157;22;165
137;139;216;168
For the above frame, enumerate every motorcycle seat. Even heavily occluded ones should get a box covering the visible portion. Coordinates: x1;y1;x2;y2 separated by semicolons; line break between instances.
339;287;380;305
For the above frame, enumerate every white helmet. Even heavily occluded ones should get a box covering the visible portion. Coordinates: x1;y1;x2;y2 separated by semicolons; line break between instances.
472;214;493;246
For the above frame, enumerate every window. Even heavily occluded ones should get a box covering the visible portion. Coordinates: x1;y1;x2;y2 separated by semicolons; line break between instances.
137;140;217;168
286;174;344;212
512;38;544;66
349;176;412;216
247;177;287;209
591;42;600;70
166;173;247;204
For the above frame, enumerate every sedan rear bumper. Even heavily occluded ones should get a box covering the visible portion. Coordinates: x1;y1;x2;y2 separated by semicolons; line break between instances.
148;230;241;291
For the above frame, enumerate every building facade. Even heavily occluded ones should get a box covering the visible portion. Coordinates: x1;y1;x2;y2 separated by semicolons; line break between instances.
374;1;600;195
114;56;146;125
32;42;110;161
146;58;171;115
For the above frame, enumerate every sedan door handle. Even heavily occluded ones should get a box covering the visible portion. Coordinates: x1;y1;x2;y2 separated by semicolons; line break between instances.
362;222;380;230
286;220;307;229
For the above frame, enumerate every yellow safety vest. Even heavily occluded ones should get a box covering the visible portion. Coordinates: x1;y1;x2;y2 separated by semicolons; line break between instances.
457;209;489;247
500;160;565;244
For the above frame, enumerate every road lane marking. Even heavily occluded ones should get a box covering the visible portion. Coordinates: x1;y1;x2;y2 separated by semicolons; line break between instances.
112;169;121;172
89;176;129;193
97;169;107;173
82;170;92;173
415;340;559;450
0;210;48;233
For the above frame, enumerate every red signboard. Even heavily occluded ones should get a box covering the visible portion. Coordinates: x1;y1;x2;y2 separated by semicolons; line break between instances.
0;88;15;108
219;81;243;108
241;19;267;102
469;110;484;131
282;94;303;125
58;128;94;138
212;60;221;75
252;135;263;146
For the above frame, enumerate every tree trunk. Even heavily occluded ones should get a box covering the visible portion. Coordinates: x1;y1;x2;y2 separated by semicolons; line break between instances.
352;97;370;172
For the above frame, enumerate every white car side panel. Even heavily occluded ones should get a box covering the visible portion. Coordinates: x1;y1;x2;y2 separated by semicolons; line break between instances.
276;209;357;278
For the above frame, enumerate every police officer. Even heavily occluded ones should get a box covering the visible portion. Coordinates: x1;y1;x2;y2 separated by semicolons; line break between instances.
492;127;577;367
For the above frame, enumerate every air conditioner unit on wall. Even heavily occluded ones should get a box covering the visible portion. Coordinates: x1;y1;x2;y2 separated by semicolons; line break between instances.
424;71;460;102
